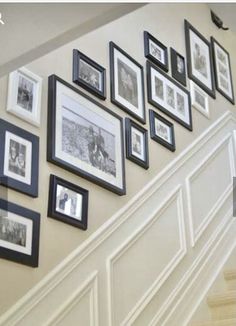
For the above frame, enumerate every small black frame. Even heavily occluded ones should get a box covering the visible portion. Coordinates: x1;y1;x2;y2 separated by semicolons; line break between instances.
149;110;176;152
125;118;149;169
0;199;40;267
171;48;186;86
144;31;169;72
48;175;89;230
73;49;106;100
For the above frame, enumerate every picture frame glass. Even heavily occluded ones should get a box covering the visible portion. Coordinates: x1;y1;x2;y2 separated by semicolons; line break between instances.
16;71;36;114
149;39;165;64
154;118;172;144
79;59;102;92
131;126;145;160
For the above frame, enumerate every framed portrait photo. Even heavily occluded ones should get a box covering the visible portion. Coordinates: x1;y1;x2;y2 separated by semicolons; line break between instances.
190;80;210;119
144;31;169;72
47;75;126;196
149;110;175;152
147;61;192;131
110;41;146;124
73;49;106;100
0;199;40;267
185;20;215;98
211;37;234;104
125;118;149;169
0;119;39;197
7;67;42;126
48;175;88;230
171;48;186;86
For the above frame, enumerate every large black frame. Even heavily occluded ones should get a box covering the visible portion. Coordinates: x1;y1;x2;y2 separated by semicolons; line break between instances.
125;118;149;170
0;199;40;267
47;75;126;196
0;119;39;197
144;31;169;72
48;175;89;230
170;47;186;86
149;110;176;152
73;49;106;100
110;41;146;124
185;20;215;98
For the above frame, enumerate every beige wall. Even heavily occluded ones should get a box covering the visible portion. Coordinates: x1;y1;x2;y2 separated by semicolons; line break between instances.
0;2;235;316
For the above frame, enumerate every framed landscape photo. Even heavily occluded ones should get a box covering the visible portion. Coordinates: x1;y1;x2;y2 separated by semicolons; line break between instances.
171;48;186;86
7;67;42;126
147;61;192;131
190;80;210;119
149;110;175;152
48;175;88;230
109;41;146;124
0;119;39;197
144;31;169;72
47;75;126;196
125;118;149;169
211;37;234;104
0;199;40;267
185;20;215;98
73;49;106;100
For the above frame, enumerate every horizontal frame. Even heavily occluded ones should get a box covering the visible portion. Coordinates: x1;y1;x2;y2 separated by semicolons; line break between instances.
144;31;169;72
47;74;126;196
0;199;40;267
211;37;235;104
190;80;210;119
147;60;192;131
0;119;39;197
110;41;146;124
48;175;89;230
185;19;215;98
72;49;106;100
170;47;186;86
149;110;176;152
125;118;149;169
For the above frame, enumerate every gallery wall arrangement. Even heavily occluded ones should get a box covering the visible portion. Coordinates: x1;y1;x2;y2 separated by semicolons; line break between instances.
0;12;235;268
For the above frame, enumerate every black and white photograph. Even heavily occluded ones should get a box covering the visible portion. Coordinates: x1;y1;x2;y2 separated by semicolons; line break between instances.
171;48;186;86
48;175;88;230
0;119;39;197
190;80;210;118
185;20;215;98
110;42;146;124
149;110;175;152
73;49;106;100
125;118;149;169
147;61;192;131
211;37;234;104
7;67;42;126
47;75;126;195
144;31;169;72
0;199;40;267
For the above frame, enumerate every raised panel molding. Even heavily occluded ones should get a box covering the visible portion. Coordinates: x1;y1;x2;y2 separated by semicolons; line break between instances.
186;133;235;247
107;186;186;326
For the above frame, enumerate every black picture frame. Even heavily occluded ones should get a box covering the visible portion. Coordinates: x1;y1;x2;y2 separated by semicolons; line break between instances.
110;41;146;124
211;37;235;104
0;199;40;267
144;31;169;72
125;118;149;169
185;19;215;98
48;175;88;230
146;61;192;131
47;75;126;196
171;47;186;86
149;110;176;152
73;49;106;100
0;119;39;197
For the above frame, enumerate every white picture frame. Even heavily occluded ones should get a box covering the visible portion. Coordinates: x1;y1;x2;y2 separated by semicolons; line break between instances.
190;80;210;119
7;67;42;127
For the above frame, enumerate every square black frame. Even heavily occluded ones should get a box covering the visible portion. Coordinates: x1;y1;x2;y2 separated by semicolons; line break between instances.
73;49;106;100
125;118;149;169
48;175;88;230
110;41;146;124
0;119;39;197
149;110;175;152
185;19;215;98
0;199;40;267
171;47;186;86
211;37;235;104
